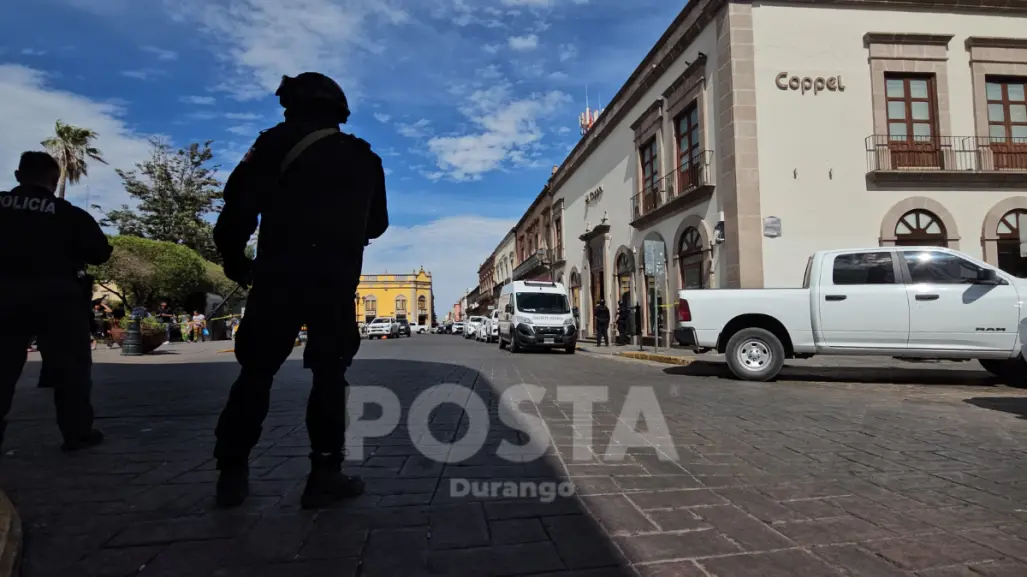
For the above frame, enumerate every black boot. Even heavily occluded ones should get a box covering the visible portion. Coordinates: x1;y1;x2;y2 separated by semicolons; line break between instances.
216;463;249;508
300;452;364;510
61;429;104;452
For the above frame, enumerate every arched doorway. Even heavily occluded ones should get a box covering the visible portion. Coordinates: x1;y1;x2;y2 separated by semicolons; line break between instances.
615;251;634;307
997;209;1027;277
587;240;605;315
678;226;704;289
417;295;428;325
363;296;377;324
894;209;947;247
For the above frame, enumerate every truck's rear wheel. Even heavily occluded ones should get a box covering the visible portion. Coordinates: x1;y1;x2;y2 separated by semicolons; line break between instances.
980;357;1027;387
725;328;784;382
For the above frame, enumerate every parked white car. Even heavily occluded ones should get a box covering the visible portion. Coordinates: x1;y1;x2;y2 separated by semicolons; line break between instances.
366;316;400;339
676;247;1026;381
452;322;465;335
476;320;489;341
484;310;500;343
464;316;485;339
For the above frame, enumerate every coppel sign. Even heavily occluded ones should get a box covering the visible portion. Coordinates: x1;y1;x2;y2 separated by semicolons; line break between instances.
775;73;845;95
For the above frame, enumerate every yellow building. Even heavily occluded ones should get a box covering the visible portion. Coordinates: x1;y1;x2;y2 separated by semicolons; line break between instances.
356;267;434;326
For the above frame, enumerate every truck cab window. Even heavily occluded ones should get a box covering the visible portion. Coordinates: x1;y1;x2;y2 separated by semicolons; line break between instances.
832;252;895;285
902;251;980;284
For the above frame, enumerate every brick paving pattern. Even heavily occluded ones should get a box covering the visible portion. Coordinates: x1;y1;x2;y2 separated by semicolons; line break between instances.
1;337;1026;576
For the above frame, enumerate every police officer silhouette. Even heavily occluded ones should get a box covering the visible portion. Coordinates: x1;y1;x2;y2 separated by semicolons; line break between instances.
0;151;112;451
212;72;389;508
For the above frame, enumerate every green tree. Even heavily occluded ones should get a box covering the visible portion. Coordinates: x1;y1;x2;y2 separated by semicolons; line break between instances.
41;120;108;199
96;138;223;262
89;236;207;308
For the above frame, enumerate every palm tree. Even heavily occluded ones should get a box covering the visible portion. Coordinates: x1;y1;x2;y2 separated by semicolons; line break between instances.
41;120;108;199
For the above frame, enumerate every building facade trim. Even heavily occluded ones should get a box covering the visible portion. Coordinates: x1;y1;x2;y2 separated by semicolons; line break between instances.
868;34;953;142
714;1;764;288
982;197;1027;265
631;100;664;144
879;196;962;249
548;0;726;196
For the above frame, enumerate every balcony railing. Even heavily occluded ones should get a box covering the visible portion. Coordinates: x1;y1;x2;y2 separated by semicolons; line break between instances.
512;249;553;280
866;135;1027;173
631;150;714;221
552;244;565;263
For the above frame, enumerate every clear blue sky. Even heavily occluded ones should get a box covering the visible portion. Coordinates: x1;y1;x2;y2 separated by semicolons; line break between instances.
0;0;683;308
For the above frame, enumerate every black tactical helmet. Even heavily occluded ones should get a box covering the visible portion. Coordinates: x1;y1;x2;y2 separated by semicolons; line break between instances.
275;72;350;123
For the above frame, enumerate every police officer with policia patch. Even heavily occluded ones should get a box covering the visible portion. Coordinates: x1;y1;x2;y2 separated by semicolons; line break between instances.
0;151;112;451
212;72;389;509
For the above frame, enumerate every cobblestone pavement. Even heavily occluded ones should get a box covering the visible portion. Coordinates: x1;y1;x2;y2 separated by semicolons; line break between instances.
2;336;1027;576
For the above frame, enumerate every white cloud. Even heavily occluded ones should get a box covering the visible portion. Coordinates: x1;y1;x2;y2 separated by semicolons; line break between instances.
373;112;391;123
0;64;152;213
223;112;263;120
483;43;501;54
507;34;539;51
425;84;569;181
120;68;164;80
165;0;410;101
397;118;431;138
558;43;577;62
364;215;516;313
141;45;178;60
180;95;216;105
226;124;257;136
20;48;47;56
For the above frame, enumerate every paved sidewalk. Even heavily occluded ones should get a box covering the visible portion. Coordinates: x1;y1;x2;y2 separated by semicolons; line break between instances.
2;338;1027;576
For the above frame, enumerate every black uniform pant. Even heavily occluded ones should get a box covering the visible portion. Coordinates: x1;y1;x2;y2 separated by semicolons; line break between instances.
596;322;610;346
0;283;95;446
214;265;362;466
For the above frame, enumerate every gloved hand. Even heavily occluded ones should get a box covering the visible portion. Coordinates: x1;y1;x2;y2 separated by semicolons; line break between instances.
224;255;253;288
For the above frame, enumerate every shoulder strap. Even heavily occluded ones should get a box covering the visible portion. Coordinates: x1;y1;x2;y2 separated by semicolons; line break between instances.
280;128;340;174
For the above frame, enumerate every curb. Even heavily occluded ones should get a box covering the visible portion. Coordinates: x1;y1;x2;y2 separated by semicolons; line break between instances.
616;351;695;366
0;490;22;577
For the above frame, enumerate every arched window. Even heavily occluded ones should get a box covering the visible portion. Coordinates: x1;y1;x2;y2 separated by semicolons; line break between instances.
396;296;407;313
616;252;634;305
678;227;704;289
417;295;427;311
894;210;947;247
568;271;582;313
364;296;376;313
997;209;1027;277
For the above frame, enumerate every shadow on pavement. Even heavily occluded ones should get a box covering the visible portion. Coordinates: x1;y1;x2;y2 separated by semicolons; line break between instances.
1;358;632;577
965;396;1027;420
663;360;1002;387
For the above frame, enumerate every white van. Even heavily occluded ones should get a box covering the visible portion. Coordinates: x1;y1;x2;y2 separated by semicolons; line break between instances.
497;281;576;353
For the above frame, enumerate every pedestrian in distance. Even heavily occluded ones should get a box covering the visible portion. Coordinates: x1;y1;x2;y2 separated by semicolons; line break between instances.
594;298;611;347
212;72;389;509
0;151;112;452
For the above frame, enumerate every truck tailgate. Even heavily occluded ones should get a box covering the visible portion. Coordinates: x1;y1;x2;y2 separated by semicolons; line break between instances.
677;289;813;349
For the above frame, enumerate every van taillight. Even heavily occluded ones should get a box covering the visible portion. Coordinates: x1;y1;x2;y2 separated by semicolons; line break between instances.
678;298;691;322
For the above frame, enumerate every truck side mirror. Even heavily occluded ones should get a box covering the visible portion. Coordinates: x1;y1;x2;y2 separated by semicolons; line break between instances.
976;268;999;284
505;304;514;314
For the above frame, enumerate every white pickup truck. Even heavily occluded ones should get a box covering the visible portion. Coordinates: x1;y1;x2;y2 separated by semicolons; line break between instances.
675;247;1026;381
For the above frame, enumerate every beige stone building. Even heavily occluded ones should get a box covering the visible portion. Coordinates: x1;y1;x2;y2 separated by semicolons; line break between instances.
527;0;1027;340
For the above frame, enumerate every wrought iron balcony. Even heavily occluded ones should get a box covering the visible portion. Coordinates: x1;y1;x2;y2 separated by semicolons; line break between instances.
512;248;553;281
866;135;1027;185
630;150;714;227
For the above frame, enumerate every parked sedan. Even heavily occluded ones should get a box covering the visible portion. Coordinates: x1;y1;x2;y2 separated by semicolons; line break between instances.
452;322;465;335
